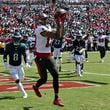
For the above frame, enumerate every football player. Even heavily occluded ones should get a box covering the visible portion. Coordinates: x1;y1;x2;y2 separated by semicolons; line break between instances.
97;31;107;63
3;32;30;98
33;12;66;107
72;34;86;77
52;37;64;72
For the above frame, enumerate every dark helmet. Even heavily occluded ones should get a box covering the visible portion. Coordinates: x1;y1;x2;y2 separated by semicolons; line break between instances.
76;33;82;40
98;31;103;35
12;32;21;46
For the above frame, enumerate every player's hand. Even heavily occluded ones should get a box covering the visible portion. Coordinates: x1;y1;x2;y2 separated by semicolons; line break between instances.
79;48;85;54
25;63;31;69
60;48;63;52
70;51;75;60
28;55;36;66
4;62;9;70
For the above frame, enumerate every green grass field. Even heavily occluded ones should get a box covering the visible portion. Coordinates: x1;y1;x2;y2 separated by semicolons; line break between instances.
0;51;110;110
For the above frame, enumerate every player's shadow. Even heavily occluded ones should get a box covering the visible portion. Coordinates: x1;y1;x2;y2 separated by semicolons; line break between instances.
74;80;109;85
62;61;73;64
1;71;10;75
60;73;74;75
59;72;77;78
26;76;39;79
0;96;16;100
23;107;33;110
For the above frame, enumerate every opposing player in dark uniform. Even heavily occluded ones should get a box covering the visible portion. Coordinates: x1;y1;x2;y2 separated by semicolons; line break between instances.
52;37;64;71
3;33;30;98
20;34;32;63
96;31;107;63
72;34;85;76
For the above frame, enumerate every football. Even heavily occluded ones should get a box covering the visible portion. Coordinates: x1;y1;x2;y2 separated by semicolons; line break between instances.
54;8;67;24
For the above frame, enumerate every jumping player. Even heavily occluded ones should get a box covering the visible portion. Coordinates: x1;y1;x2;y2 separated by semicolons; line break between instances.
33;10;67;107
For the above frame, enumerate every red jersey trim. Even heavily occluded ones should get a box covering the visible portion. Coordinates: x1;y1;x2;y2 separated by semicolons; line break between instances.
34;52;52;58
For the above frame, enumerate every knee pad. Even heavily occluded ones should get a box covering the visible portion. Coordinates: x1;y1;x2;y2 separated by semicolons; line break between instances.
15;79;20;83
76;62;80;65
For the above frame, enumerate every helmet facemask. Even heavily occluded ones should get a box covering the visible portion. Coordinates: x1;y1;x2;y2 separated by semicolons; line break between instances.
12;33;21;46
13;37;21;46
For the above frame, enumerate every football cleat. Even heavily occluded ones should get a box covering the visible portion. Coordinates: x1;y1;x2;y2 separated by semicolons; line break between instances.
81;70;83;74
53;98;64;107
23;93;28;98
32;85;42;97
101;59;104;63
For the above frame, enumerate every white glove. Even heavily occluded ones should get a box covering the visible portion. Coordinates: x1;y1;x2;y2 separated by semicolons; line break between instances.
79;48;85;54
70;52;75;60
4;62;9;70
28;55;36;66
25;63;31;68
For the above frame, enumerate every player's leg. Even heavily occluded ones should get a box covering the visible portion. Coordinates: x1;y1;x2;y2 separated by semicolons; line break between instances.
85;50;88;62
46;57;64;106
18;66;27;98
9;66;27;98
98;46;104;63
74;55;82;76
81;54;85;74
58;48;62;72
100;47;106;63
53;48;58;65
58;57;62;72
33;57;47;97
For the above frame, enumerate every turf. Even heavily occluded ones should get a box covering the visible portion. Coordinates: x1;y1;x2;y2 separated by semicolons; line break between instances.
0;51;110;110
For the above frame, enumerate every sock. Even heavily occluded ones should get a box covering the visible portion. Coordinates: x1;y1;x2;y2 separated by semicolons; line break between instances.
58;58;62;68
77;64;81;75
16;82;27;95
55;94;58;99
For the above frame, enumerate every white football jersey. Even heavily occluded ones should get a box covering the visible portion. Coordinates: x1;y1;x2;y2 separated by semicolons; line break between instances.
35;24;52;54
97;35;107;47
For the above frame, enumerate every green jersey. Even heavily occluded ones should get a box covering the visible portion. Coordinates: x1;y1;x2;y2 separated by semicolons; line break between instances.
3;42;27;66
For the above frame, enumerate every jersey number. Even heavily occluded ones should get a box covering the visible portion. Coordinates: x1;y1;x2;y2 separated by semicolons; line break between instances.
13;53;18;61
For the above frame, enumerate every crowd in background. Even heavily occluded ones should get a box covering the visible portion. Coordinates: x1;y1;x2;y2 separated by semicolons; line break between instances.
0;1;110;51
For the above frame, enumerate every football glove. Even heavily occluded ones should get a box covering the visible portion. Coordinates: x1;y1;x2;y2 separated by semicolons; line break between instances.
79;48;85;54
4;62;9;70
25;63;31;68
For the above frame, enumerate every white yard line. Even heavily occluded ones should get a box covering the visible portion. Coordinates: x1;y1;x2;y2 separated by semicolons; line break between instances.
61;69;110;77
85;71;110;77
